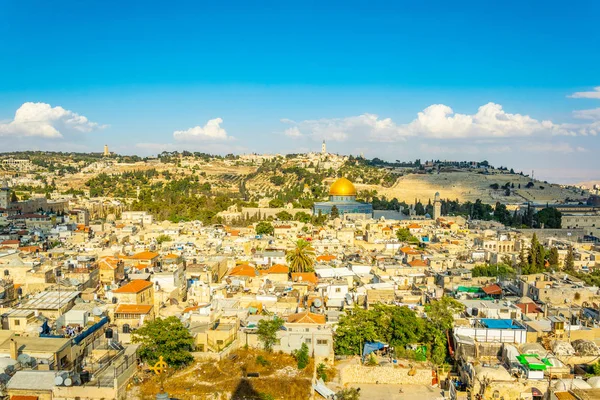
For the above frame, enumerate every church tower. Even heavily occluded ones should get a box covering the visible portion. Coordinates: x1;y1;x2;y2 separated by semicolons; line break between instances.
321;140;327;154
0;179;11;209
433;192;441;221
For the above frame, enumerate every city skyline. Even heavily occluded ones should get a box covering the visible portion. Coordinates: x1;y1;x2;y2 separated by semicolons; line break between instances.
1;1;600;183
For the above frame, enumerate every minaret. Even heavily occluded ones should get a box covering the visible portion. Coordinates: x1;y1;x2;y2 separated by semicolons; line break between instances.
0;179;10;209
321;140;327;155
433;192;441;220
103;144;109;157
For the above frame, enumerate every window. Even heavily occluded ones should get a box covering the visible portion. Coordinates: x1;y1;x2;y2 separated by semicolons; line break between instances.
14;320;20;326
305;338;312;344
317;339;328;345
335;288;341;293
217;340;224;345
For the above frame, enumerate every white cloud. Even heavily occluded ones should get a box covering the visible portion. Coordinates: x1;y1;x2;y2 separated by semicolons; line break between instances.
285;113;404;142
568;86;600;99
173;118;231;141
521;142;588;153
573;108;600;120
283;102;586;142
0;102;105;138
400;103;575;139
284;126;303;138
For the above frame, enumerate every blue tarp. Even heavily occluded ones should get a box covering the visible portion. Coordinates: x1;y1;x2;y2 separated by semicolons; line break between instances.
362;341;386;357
73;316;109;345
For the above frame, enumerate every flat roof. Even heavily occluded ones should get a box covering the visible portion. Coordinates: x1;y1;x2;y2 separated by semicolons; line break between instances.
7;370;63;391
17;290;80;311
0;335;71;354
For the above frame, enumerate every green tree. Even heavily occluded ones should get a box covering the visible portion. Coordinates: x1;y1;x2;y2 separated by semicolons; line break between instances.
317;363;328;382
336;388;361;400
518;245;529;274
286;239;316;273
10;191;18;202
493;202;512;226
131;316;194;368
268;198;284;208
471;263;515;278
257;316;284;351
330;205;340;219
564;246;575;271
255;221;274;236
527;234;545;273
269;175;285;186
396;228;418;244
535;207;562;229
548;247;560;269
156;234;172;244
294;342;310;369
275;211;293;221
426;297;464;332
294;211;312;223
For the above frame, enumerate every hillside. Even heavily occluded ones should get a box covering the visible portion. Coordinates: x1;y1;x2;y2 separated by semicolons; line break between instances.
1;152;587;208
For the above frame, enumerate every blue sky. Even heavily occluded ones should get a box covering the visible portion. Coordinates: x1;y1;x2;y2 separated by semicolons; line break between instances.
1;1;599;183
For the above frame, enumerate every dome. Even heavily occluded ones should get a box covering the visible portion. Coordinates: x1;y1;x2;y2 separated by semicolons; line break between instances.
329;178;357;196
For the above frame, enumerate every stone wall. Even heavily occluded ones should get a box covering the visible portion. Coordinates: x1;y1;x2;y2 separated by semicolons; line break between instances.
340;364;432;385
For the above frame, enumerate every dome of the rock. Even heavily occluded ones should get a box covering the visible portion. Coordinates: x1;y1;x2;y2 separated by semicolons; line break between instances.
329;177;357;196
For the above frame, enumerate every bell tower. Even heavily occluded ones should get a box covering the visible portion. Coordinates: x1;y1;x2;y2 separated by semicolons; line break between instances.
433;192;441;220
0;179;11;209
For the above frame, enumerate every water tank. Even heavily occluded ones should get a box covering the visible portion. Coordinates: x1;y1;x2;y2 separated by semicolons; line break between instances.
105;328;113;339
156;392;170;400
472;308;479;317
80;370;90;384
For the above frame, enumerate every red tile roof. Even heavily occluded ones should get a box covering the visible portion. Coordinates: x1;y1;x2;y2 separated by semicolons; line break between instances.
516;303;542;314
316;255;336;262
482;284;502;295
287;311;326;324
408;259;428;267
99;257;120;270
229;264;257;278
129;251;159;261
291;272;318;285
115;304;153;314
113;280;153;293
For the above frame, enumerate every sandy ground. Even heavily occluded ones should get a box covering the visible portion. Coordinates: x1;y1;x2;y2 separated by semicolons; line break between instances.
336;383;462;400
355;171;581;204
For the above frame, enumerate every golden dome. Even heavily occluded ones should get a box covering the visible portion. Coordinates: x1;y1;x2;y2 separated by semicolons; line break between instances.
329;177;357;196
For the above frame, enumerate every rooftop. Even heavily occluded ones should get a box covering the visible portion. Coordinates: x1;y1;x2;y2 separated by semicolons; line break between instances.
17;290;80;311
112;280;153;293
7;370;61;391
115;304;153;314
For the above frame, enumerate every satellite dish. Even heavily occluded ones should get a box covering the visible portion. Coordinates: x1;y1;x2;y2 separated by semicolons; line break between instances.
38;326;44;333
92;307;103;316
71;278;80;286
64;377;73;386
54;375;64;386
313;299;322;308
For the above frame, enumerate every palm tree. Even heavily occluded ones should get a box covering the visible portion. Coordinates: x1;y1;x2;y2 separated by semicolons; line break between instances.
286;239;316;273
